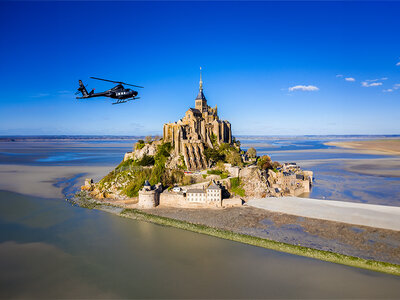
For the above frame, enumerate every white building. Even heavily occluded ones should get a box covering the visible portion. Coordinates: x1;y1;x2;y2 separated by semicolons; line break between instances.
186;189;207;203
206;181;222;203
186;181;222;206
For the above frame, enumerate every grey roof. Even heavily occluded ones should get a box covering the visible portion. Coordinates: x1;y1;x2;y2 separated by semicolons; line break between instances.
144;180;151;186
195;90;206;101
207;182;221;190
188;108;202;116
187;189;205;194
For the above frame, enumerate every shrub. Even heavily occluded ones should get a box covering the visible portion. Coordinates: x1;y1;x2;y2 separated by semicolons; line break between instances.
137;154;155;166
246;147;257;158
207;169;222;175
229;177;245;197
257;155;272;170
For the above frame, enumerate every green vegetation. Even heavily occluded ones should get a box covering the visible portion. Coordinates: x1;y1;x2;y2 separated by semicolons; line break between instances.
119;208;400;277
178;155;187;170
257;155;281;171
207;169;228;179
98;142;179;197
134;140;145;150
207;169;223;175
204;140;243;167
246;147;257;158
230;177;245;197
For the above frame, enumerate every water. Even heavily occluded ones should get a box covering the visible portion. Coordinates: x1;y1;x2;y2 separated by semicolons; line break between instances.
1;190;399;298
1;137;400;297
240;136;400;206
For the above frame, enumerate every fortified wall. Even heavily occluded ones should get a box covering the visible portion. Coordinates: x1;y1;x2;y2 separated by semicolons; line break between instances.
163;70;232;170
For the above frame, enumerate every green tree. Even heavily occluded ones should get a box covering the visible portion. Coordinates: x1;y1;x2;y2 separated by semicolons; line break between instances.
246;147;257;158
257;155;272;170
226;151;243;167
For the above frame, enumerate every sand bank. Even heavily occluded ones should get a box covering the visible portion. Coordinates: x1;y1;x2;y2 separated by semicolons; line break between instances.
247;197;400;231
326;139;400;156
0;164;113;198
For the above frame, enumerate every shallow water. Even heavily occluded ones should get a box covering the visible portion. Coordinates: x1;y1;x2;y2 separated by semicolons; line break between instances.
1;137;400;205
1;137;400;297
0;190;400;298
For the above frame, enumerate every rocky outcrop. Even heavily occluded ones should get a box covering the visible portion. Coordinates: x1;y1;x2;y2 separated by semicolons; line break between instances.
124;142;159;161
239;166;268;198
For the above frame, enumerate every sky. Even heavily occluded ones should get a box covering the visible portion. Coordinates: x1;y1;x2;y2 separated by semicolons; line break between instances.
0;1;399;136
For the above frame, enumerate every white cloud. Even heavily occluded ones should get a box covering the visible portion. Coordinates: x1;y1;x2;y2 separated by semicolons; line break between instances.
383;89;393;93
365;78;388;82
31;93;50;98
396;62;400;66
345;77;355;82
288;85;319;92
361;81;383;87
393;84;400;90
336;74;343;78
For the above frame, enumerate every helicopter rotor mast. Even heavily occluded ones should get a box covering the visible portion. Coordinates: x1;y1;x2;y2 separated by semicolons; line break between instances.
90;77;144;88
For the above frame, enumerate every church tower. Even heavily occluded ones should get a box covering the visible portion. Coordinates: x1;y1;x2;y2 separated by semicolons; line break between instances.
195;67;207;113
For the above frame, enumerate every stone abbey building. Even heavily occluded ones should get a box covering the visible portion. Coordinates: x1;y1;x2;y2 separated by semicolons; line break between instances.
163;70;233;170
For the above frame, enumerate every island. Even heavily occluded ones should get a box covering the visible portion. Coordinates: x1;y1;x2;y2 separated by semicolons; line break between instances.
75;73;400;276
82;72;313;208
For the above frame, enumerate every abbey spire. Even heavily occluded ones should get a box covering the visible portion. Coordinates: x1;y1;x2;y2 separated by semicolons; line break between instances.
195;67;207;111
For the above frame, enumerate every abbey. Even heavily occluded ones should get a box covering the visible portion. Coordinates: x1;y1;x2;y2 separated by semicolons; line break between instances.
163;70;232;170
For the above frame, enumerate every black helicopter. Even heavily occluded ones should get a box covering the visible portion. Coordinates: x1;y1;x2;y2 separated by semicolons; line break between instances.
76;77;143;105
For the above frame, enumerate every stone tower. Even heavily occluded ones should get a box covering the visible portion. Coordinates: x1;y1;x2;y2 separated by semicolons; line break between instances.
195;67;207;113
163;68;233;170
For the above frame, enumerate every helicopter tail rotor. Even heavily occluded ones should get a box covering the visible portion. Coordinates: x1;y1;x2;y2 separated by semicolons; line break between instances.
76;80;89;97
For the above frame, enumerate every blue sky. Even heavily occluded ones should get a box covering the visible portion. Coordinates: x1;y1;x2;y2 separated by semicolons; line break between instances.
0;1;399;136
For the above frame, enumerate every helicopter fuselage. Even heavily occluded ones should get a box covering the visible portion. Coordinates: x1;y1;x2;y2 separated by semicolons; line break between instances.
76;77;142;104
77;84;138;100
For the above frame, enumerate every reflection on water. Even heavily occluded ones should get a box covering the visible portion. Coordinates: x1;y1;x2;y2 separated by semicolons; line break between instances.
0;190;399;298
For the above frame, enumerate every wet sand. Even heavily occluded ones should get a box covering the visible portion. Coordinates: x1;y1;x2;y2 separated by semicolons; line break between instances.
247;197;400;230
326;139;400;156
0;164;112;198
143;206;400;264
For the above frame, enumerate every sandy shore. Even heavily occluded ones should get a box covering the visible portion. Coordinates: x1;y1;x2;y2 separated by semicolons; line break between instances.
0;164;113;198
247;197;400;231
326;139;400;156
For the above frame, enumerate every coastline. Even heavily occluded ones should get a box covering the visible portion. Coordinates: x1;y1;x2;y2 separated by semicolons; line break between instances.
72;193;400;276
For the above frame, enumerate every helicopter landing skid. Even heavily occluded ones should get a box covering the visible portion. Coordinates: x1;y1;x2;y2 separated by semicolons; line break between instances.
112;97;140;105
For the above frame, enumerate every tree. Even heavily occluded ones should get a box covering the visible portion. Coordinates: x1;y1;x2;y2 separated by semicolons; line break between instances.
246;147;257;158
144;135;153;144
226;150;243;167
257;155;272;170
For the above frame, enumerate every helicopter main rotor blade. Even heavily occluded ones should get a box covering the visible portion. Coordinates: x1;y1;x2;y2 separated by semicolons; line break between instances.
90;77;144;88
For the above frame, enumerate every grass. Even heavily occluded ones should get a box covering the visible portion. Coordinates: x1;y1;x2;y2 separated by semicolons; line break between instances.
119;208;400;277
230;177;245;197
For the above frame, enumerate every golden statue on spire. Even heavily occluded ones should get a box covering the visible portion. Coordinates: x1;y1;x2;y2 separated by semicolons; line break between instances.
199;66;203;91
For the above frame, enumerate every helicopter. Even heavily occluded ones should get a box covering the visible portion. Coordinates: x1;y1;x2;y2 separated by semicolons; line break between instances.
75;77;143;105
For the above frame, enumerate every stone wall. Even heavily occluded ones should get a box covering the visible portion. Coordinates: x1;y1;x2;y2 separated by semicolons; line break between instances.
138;190;157;208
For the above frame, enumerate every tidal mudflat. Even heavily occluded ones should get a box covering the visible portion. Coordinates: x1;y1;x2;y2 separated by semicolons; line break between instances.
1;137;400;298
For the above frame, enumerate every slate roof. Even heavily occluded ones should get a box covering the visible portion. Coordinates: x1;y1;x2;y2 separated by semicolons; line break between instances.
187;189;205;194
195;90;207;101
207;181;221;190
